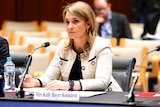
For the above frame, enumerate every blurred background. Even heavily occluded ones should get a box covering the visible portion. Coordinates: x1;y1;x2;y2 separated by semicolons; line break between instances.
0;0;134;28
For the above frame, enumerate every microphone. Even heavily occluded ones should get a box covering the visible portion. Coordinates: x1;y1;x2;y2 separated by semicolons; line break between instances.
147;45;160;54
127;45;160;103
42;42;50;47
31;42;50;54
157;46;160;51
15;42;50;98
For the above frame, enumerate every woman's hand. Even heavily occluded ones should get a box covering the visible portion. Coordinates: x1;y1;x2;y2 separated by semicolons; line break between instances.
45;80;69;90
20;74;35;88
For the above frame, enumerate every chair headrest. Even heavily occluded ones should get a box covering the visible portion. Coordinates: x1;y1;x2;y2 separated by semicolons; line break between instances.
10;52;31;67
112;56;136;69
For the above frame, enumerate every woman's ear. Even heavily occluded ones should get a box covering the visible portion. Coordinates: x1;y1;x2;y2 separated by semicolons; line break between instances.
86;21;91;29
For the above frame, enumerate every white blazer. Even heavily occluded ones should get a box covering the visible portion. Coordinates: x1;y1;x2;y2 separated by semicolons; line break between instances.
38;36;122;92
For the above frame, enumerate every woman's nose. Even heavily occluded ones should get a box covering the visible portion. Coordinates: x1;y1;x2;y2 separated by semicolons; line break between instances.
68;23;73;29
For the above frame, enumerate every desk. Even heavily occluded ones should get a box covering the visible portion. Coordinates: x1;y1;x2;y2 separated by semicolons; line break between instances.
1;92;160;107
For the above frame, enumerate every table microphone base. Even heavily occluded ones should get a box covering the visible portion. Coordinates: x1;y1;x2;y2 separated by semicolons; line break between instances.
122;100;143;105
127;92;135;103
16;88;25;98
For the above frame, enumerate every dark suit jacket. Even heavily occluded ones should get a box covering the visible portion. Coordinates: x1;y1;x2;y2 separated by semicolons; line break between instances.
98;12;132;44
0;37;10;76
141;11;160;38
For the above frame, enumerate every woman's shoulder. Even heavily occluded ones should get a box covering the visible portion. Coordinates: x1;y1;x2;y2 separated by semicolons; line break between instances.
94;36;111;48
57;38;69;48
57;38;70;52
58;38;65;46
90;36;112;57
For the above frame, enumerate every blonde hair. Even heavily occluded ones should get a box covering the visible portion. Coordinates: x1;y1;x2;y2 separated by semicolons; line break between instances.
62;1;97;53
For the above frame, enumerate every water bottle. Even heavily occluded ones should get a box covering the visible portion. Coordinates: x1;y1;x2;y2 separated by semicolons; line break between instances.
4;57;15;90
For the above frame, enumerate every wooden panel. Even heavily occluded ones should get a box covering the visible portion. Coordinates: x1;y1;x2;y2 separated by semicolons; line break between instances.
15;0;40;21
0;0;132;29
110;0;132;22
39;0;63;22
0;0;16;29
39;0;93;22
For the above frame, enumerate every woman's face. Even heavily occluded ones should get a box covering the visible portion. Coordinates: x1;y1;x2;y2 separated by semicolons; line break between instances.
64;11;90;41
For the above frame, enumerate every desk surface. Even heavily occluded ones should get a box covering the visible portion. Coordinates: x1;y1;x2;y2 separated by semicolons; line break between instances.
1;91;160;107
81;92;160;107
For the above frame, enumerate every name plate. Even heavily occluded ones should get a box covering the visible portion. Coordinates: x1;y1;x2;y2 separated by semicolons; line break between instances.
34;90;80;101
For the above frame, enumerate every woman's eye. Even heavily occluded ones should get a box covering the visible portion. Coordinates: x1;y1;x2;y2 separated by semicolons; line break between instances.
65;21;69;25
73;20;79;24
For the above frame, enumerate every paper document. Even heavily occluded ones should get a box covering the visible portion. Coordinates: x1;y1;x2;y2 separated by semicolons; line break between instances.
24;88;106;98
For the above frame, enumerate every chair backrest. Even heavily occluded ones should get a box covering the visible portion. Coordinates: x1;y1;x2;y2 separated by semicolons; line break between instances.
22;36;59;53
9;30;51;45
0;30;6;37
112;47;148;70
28;52;53;76
9;45;30;53
110;37;117;47
1;20;40;36
130;23;144;39
120;38;160;92
112;56;136;91
56;31;68;40
2;20;39;31
120;38;160;61
40;21;65;31
112;47;149;92
10;52;32;87
40;21;66;39
47;26;66;39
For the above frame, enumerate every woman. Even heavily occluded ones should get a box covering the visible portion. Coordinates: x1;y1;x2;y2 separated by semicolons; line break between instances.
23;1;122;91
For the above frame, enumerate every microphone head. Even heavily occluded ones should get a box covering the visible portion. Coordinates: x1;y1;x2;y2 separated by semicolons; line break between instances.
156;45;160;51
43;42;50;47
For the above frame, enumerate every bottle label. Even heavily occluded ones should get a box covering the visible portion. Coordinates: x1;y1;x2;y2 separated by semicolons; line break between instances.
4;65;15;73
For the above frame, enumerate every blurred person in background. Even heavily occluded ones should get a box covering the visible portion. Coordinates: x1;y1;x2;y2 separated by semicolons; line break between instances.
93;0;132;45
141;10;160;40
0;36;10;96
0;36;10;76
131;0;160;23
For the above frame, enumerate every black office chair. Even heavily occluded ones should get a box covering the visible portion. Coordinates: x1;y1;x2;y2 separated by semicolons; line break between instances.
10;52;32;88
112;56;136;92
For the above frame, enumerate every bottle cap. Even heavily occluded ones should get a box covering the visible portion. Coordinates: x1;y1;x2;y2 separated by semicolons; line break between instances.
6;57;12;61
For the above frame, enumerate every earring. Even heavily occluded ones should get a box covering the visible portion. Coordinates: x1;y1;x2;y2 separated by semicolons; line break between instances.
87;28;89;33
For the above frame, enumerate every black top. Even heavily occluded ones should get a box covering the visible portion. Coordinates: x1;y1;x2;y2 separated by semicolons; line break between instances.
68;52;83;80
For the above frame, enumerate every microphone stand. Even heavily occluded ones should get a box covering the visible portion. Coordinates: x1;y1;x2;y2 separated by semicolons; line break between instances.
15;54;32;98
16;45;42;98
127;49;158;103
15;42;50;98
